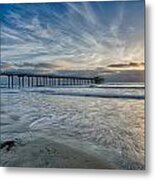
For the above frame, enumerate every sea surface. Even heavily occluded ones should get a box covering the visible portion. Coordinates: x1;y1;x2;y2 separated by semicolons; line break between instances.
0;84;145;169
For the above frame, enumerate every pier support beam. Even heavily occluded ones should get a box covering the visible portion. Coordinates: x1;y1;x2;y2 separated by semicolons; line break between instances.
39;77;42;86
45;77;48;86
18;76;21;88
28;77;30;87
22;76;24;87
57;78;60;86
1;73;102;89
49;78;51;86
31;77;34;87
36;77;39;86
11;75;14;88
8;75;11;88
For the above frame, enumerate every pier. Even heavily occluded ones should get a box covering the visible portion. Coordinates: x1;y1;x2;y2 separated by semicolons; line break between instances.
0;72;103;88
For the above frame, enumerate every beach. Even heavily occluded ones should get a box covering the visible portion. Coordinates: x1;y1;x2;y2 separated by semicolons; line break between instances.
0;86;145;169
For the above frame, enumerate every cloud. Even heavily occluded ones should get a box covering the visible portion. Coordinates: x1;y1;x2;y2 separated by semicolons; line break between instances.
1;62;15;70
0;2;144;72
1;61;59;70
15;62;59;69
107;61;144;69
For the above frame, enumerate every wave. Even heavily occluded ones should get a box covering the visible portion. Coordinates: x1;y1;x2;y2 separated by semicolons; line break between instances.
40;91;144;100
1;87;144;100
92;84;145;89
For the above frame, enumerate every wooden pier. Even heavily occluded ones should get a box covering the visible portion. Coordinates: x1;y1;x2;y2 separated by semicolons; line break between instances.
0;72;103;88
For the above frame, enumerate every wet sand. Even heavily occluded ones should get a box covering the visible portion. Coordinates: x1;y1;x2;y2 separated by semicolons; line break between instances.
0;138;116;169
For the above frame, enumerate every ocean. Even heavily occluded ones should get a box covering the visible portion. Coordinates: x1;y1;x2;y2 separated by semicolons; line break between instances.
0;84;145;169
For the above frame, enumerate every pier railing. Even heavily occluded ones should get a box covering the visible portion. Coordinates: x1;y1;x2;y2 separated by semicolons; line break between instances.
0;72;103;88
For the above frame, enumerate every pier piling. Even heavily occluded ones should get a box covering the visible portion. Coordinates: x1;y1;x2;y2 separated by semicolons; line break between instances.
1;72;103;88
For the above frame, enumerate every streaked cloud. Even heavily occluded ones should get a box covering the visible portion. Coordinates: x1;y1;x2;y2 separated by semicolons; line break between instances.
0;1;144;73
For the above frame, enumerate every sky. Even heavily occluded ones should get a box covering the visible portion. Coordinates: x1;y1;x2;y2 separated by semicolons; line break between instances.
0;0;145;76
